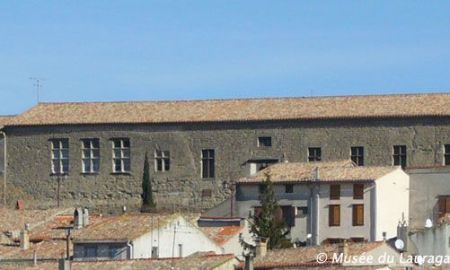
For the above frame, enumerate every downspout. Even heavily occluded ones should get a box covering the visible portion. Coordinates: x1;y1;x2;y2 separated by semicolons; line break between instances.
315;184;320;245
127;241;133;259
2;130;6;207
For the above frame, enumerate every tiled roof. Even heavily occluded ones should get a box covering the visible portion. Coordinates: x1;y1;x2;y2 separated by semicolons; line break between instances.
239;242;388;269
199;226;243;246
70;253;236;270
6;93;450;126
0;208;72;234
72;213;178;242
0;115;14;127
238;160;397;183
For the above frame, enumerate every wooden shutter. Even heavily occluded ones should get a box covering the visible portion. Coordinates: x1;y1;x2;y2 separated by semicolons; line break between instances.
275;207;283;224
438;197;450;218
329;205;340;226
353;204;364;226
353;184;364;200
330;185;340;200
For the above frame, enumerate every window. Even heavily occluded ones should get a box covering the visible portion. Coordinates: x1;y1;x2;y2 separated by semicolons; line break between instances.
155;150;170;172
329;205;340;226
257;136;272;147
51;139;69;175
445;145;450;165
393;145;407;168
438;196;450;218
201;149;215;178
351;146;364;166
353;184;364;200
151;247;159;258
285;184;294;194
352;204;364;226
330;185;340;200
112;138;130;173
81;139;100;173
85;246;97;258
308;147;322;162
296;207;308;217
109;246;121;258
281;205;295;227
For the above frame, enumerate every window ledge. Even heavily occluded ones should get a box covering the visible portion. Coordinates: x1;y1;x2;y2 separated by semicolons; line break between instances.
50;173;69;177
111;172;132;176
81;172;100;176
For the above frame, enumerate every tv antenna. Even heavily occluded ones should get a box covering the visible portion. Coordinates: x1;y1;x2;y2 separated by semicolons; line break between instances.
29;77;45;103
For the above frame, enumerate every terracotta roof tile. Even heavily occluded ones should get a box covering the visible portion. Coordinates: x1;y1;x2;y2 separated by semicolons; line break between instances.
7;93;450;126
70;253;236;270
238;160;398;183
199;226;243;245
239;241;388;269
72;213;178;242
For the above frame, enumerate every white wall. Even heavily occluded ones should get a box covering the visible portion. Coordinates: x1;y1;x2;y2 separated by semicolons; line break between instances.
132;216;223;259
375;168;409;241
220;220;254;257
410;225;450;257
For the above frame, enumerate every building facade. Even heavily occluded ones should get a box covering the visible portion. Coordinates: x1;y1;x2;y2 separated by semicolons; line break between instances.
1;94;450;210
235;161;409;244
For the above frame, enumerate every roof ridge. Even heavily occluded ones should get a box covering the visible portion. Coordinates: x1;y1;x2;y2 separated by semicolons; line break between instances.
35;91;450;105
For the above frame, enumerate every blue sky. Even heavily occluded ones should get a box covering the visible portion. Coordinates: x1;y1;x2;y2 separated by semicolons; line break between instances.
1;1;450;115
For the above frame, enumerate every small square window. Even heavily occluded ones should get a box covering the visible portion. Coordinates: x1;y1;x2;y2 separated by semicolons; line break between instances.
257;137;272;147
308;147;322;162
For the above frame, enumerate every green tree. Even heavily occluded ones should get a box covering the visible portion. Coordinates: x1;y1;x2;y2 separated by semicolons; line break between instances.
141;153;155;211
250;172;290;249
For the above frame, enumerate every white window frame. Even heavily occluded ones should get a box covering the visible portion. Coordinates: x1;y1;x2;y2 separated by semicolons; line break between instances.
51;139;69;175
112;138;130;173
81;139;100;173
154;150;170;172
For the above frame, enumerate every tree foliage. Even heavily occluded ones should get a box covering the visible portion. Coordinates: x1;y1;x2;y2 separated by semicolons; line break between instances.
141;153;155;211
250;172;290;249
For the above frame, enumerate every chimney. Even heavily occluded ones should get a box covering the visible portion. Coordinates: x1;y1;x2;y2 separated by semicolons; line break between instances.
338;240;349;255
255;238;268;257
59;258;71;270
313;167;320;180
20;225;29;250
82;208;89;226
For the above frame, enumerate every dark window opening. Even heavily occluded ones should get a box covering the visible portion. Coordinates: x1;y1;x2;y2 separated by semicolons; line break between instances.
257;136;272;147
281;206;295;227
351;146;364;166
201;149;215;178
393;145;407;168
285;184;294;194
308;147;322;162
438;196;450;218
445;145;450;165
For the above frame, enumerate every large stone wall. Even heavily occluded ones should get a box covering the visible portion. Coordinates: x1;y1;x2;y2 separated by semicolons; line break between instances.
4;117;450;210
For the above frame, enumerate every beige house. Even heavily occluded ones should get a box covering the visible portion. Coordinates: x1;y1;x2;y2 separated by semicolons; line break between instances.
236;160;409;244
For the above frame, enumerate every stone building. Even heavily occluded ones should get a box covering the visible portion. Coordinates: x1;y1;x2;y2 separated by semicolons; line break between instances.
2;93;450;210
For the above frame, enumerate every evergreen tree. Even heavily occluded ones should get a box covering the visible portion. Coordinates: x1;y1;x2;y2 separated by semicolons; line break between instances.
141;153;155;211
250;172;290;249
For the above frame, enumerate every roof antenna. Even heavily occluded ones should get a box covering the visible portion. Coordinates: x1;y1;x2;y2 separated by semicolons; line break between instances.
29;77;45;103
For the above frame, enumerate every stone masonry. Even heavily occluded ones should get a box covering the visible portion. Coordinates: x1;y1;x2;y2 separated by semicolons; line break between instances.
3;116;450;211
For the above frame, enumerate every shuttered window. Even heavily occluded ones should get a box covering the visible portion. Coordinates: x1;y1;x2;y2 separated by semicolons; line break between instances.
352;204;364;226
438;196;450;218
329;205;340;227
353;184;364;200
330;185;340;200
